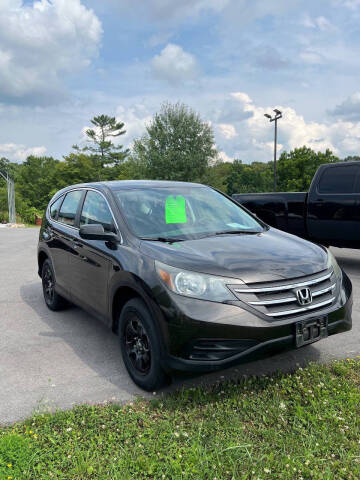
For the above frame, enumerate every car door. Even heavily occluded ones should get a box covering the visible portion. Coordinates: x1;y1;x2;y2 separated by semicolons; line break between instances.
69;189;117;316
48;189;84;295
307;163;360;246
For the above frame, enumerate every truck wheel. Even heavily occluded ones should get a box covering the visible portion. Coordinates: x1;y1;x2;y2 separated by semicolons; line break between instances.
42;259;67;311
118;298;170;391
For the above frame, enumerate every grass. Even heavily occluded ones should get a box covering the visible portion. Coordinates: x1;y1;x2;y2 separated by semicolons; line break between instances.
1;359;360;480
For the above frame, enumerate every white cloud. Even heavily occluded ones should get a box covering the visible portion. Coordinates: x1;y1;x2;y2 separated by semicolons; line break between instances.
218;151;233;162
301;14;336;31
208;92;360;161
146;32;173;48
151;44;199;84
299;50;324;65
255;46;290;70
102;0;298;28
330;92;360;120
316;16;336;31
334;0;360;9
0;143;47;163
217;123;238;139
0;0;102;104
74;93;360;165
103;0;229;22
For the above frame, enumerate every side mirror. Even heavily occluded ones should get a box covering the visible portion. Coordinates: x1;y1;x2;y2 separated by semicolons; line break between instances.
79;224;120;243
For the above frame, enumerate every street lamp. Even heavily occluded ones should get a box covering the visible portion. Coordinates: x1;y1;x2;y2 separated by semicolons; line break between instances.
264;109;282;191
0;169;16;224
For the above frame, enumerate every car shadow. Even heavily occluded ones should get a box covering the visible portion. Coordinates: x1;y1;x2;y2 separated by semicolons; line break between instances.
21;281;322;399
20;281;149;400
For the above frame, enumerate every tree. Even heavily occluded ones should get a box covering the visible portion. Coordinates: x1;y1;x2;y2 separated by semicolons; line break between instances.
277;147;339;191
55;153;100;189
343;155;360;162
73;114;129;172
202;159;233;192
0;157;17;179
132;102;217;182
15;156;61;211
226;160;273;195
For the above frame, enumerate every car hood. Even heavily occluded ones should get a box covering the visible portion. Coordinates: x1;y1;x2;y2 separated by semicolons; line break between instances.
140;228;328;284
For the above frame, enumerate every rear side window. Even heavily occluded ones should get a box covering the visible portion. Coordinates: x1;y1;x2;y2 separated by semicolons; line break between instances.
50;196;63;220
58;190;83;226
80;190;116;233
318;165;359;194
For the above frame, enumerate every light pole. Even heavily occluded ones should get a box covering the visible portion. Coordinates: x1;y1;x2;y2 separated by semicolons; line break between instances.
0;169;16;224
264;109;282;192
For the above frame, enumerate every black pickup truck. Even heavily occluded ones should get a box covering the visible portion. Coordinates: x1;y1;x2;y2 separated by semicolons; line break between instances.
233;161;360;249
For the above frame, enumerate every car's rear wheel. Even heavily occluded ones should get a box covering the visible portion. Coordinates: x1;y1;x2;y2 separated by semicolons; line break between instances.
42;259;67;311
118;298;169;391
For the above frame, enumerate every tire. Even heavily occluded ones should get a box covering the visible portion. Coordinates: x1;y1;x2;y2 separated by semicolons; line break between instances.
118;298;170;391
42;259;67;311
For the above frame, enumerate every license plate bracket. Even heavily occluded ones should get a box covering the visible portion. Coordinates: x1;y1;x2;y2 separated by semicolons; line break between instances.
295;316;328;348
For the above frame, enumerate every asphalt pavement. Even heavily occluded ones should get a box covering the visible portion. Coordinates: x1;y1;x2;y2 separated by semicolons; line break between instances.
1;228;359;424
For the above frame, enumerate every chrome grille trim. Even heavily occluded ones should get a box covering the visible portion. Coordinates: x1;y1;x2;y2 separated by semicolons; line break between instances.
312;284;336;297
266;297;335;317
249;283;336;306
249;296;296;306
234;270;333;294
230;269;338;320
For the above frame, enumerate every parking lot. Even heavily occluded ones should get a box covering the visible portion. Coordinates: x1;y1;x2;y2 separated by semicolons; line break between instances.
1;228;359;424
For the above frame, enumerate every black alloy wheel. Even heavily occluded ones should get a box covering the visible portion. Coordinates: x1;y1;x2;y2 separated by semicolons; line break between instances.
118;298;169;391
124;315;151;375
41;259;67;311
43;262;55;304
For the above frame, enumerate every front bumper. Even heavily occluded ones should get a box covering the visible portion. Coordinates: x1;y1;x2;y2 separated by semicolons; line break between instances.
159;270;353;372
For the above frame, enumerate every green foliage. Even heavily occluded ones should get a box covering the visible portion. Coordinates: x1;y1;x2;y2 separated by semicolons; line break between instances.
201;160;232;191
73;114;129;169
1;359;360;479
15;156;61;211
132;102;217;182
0;433;33;478
277;147;339;191
226;159;274;195
0;157;17;179
0;103;354;223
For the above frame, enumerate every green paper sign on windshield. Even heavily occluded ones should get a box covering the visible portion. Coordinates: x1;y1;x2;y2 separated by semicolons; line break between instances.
165;195;187;224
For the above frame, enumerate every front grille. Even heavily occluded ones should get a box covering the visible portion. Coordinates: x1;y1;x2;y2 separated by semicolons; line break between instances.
229;268;337;320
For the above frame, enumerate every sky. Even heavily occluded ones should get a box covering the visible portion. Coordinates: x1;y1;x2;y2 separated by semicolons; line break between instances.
1;0;360;164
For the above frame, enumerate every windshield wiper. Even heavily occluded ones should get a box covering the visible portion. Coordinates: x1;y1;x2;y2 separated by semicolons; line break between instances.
214;230;260;235
140;236;185;243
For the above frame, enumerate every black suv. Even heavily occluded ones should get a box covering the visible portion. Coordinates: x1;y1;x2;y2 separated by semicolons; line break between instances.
38;181;353;390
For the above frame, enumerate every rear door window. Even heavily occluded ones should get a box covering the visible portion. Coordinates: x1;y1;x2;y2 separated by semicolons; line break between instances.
58;190;83;226
318;165;359;194
80;190;116;233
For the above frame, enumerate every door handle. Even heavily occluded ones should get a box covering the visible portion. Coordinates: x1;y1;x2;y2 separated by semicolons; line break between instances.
316;198;324;202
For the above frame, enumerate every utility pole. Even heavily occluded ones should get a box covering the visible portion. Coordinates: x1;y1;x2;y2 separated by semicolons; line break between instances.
0;169;16;224
264;109;282;192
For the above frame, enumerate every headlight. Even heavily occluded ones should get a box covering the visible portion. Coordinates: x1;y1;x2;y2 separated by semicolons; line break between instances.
326;248;342;278
155;261;244;302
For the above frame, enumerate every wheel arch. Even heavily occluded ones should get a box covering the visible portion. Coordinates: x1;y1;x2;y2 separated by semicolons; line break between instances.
110;277;168;350
38;250;49;278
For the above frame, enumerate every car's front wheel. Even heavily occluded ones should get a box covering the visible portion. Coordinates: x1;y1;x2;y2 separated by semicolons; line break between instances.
42;259;67;311
118;298;170;391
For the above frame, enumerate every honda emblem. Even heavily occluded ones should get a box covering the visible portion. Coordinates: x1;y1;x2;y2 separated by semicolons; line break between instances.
296;287;312;306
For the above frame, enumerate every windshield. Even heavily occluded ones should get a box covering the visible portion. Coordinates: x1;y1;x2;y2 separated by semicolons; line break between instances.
113;186;264;240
